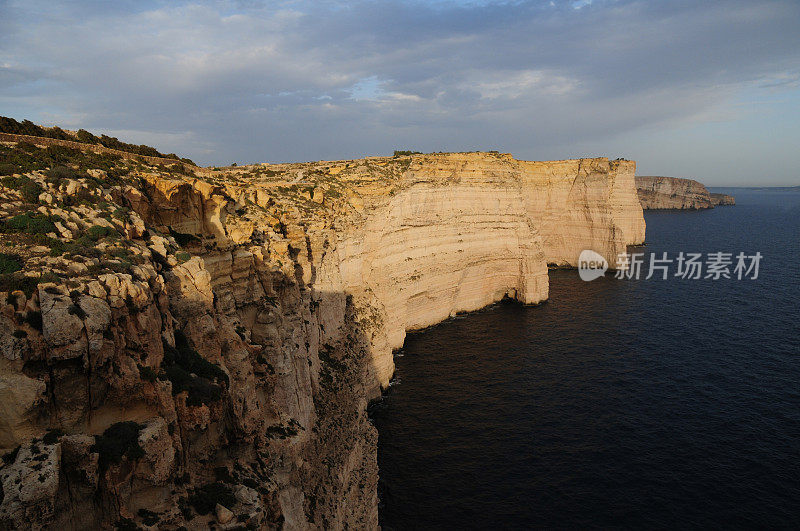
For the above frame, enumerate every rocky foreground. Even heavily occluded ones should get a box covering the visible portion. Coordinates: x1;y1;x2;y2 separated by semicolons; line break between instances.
636;176;734;209
0;136;645;529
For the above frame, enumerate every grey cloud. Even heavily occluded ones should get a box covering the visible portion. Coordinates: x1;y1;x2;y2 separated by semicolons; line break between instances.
0;0;798;184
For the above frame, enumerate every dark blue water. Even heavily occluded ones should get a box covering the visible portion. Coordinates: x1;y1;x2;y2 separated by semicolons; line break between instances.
371;189;800;529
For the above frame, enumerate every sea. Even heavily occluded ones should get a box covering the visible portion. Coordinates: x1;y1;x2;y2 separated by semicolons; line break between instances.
370;188;800;529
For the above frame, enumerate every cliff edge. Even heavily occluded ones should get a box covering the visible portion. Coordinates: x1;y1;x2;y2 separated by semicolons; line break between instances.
0;137;644;529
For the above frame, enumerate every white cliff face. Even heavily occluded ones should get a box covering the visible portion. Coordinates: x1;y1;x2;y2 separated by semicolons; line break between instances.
317;154;644;389
0;149;645;530
333;180;549;388
522;159;646;267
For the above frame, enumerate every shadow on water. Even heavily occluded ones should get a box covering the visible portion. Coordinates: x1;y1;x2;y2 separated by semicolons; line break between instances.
371;189;800;529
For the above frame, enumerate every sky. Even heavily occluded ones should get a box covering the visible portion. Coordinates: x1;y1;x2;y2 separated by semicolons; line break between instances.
1;0;799;185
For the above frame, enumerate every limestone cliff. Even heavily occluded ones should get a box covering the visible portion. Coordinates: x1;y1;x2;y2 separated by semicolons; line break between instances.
710;193;735;206
0;139;645;529
636;176;714;209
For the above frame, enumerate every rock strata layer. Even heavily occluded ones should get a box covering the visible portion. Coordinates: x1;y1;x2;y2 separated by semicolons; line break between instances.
635;176;716;209
0;144;644;529
710;192;735;206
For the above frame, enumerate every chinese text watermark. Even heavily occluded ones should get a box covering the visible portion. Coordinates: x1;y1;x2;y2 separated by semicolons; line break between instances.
579;250;762;281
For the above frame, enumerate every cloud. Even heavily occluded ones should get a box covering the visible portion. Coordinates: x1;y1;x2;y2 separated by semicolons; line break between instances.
0;0;799;183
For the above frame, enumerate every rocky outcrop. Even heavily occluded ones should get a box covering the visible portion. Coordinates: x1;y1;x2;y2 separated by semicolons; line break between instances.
710;193;735;206
0;142;645;529
636;176;714;209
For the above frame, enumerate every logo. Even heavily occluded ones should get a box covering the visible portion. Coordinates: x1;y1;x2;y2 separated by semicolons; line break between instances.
578;249;608;281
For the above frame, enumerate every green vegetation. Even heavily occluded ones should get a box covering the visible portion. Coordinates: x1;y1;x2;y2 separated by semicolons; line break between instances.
393;150;421;157
48;238;103;259
45;165;75;184
0;117;73;139
91;421;145;472
85;225;117;242
0;116;194;164
1;174;43;203
0;253;22;274
2;212;56;235
0;142;126;178
175;251;191;264
158;330;228;407
0;162;17;176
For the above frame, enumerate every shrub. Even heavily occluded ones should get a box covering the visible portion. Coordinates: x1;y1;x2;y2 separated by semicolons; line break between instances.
3;213;56;235
45;165;75;183
108;247;131;259
0;163;16;176
62;187;99;207
76;129;99;144
112;207;130;221
20;179;43;203
175;251;191;264
91;421;145;472
85;225;115;241
0;253;22;274
1;174;31;190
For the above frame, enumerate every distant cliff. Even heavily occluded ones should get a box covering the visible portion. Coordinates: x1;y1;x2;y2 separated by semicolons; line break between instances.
636;176;713;209
635;176;736;210
0;134;645;529
710;193;735;206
